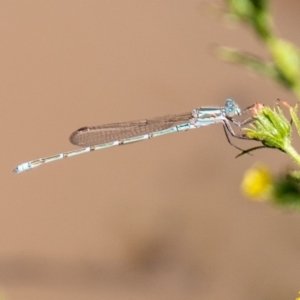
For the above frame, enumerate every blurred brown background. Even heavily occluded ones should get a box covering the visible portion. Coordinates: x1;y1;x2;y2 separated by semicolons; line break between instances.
1;1;300;299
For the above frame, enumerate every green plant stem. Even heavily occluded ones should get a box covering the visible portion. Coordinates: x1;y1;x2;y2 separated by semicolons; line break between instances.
292;85;300;99
283;143;300;166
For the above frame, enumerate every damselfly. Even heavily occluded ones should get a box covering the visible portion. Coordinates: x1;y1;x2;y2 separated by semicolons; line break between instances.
13;98;251;173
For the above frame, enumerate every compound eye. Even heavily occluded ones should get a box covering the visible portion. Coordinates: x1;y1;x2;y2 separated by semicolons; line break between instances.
224;98;241;117
225;98;233;106
226;108;235;117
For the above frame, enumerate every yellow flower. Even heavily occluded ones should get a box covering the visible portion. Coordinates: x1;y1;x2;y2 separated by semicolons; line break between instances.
241;163;273;200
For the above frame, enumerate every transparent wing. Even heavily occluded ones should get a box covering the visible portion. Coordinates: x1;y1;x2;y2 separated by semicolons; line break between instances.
70;112;192;147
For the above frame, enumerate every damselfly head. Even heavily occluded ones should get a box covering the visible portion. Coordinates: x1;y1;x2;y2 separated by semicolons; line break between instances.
224;98;241;117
